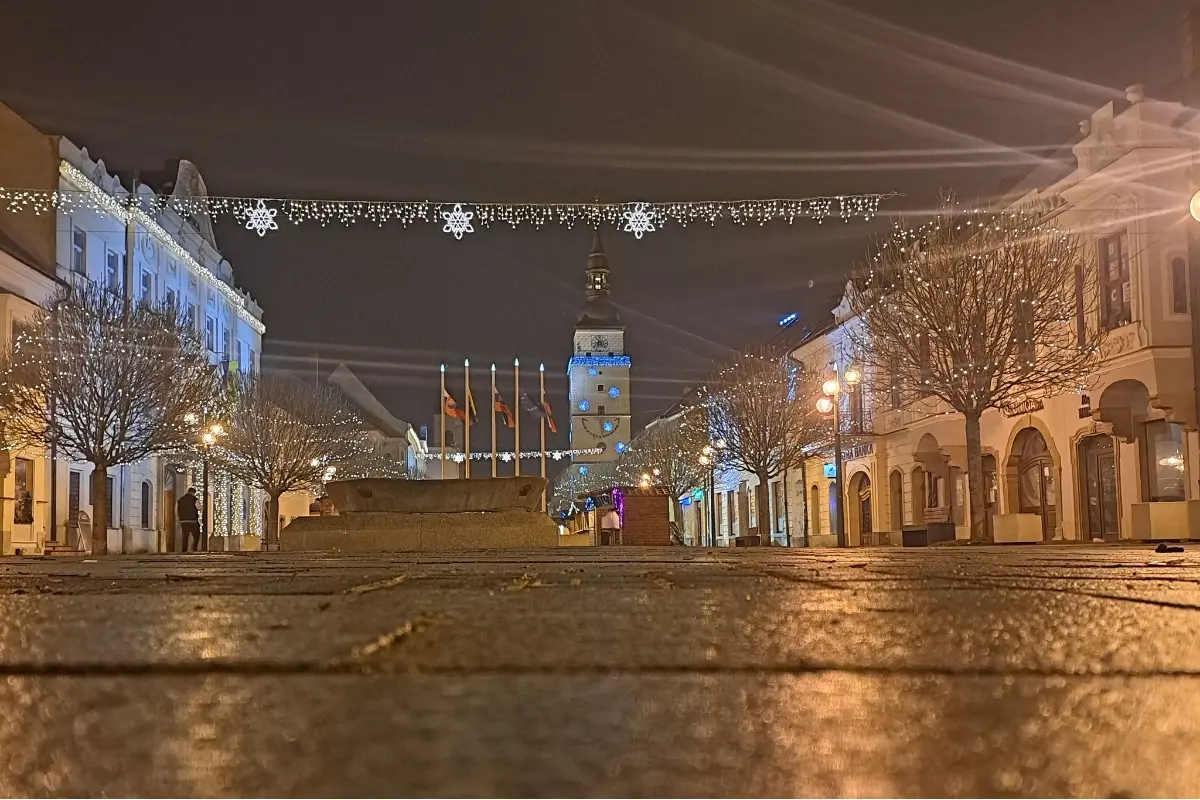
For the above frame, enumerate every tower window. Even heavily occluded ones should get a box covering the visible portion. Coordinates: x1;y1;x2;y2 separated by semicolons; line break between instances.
597;384;605;391
598;405;606;415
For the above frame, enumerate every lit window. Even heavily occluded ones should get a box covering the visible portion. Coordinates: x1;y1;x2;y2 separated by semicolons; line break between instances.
1099;231;1131;330
71;227;86;273
578;399;590;412
608;386;621;398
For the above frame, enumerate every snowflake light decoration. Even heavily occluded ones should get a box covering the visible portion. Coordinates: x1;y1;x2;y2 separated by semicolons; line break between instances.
614;442;627;454
578;399;590;411
622;202;656;239
244;199;279;237
602;421;614;433
500;452;514;462
441;203;474;239
608;386;621;398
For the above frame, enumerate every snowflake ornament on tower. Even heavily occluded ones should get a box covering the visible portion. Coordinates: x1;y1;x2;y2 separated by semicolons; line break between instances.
244;199;279;237
441;203;474;239
621;202;656;239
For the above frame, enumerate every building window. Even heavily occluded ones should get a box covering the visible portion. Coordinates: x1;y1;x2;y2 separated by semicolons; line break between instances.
187;303;198;333
810;485;821;534
248;348;256;375
71;227;86;274
222;327;232;359
106;248;122;292
13;458;33;525
1014;290;1034;368
205;315;216;352
596;384;605;391
140;480;152;529
1099;231;1131;330
68;471;82;520
107;474;118;529
140;270;153;305
597;404;606;415
1142;420;1186;502
1171;257;1188;315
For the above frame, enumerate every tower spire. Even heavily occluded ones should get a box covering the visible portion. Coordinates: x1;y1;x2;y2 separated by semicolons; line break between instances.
586;228;610;300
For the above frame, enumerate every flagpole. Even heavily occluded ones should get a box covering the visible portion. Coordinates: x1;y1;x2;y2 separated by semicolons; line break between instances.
464;358;471;480
539;362;547;512
490;364;498;478
514;358;521;478
439;363;446;481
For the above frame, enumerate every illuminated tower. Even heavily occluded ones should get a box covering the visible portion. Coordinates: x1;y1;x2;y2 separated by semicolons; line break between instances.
568;231;630;483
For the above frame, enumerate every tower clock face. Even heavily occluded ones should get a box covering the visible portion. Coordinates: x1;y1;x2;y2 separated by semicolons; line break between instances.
591;335;610;351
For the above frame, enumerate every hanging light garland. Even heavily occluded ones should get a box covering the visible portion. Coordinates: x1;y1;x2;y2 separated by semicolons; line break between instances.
0;176;898;240
418;446;604;463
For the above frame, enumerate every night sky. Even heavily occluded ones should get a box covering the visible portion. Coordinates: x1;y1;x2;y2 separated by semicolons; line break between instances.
1;0;1192;448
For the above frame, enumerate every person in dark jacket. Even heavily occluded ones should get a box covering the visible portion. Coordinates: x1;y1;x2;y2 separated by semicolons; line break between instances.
177;487;201;552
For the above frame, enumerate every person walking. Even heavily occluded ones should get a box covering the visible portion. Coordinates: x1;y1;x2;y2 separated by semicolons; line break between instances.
177;487;201;552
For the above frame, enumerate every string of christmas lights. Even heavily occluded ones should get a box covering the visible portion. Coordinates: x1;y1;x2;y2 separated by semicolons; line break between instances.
0;176;898;240
417;447;604;463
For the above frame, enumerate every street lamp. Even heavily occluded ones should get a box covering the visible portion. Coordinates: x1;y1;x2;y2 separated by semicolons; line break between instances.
698;438;726;547
816;363;859;549
189;412;226;550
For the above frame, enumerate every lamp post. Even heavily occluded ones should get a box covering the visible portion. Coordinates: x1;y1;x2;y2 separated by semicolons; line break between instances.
698;437;726;547
816;364;860;548
187;411;225;551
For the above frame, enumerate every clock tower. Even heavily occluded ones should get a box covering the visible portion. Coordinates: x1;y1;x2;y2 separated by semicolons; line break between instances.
568;231;630;482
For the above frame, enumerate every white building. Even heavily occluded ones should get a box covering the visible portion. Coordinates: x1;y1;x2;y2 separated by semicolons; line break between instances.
0;101;265;554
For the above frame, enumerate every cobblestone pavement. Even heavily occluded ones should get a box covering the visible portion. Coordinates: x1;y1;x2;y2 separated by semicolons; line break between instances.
1;545;1200;797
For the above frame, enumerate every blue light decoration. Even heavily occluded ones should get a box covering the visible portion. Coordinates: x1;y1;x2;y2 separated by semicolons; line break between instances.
602;421;614;433
588;367;598;377
578;399;590;412
691;488;704;500
614;441;627;453
580;465;590;476
608;386;621;398
681;496;692;507
779;312;798;327
567;355;631;375
823;463;837;478
584;495;595;510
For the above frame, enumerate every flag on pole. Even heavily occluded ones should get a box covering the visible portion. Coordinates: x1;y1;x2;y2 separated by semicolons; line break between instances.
467;390;478;425
443;389;467;422
521;392;557;434
493;390;515;428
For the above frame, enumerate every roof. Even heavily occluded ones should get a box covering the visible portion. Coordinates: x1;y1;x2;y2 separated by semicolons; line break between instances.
326;363;412;439
576;229;622;328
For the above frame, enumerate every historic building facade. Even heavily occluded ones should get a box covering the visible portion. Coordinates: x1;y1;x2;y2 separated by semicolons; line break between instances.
0;101;266;554
789;83;1200;545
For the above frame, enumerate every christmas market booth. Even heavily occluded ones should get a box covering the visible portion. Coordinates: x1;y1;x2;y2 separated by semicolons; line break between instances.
565;486;673;546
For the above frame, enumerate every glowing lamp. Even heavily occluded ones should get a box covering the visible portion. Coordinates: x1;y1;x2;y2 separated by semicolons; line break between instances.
816;397;834;414
844;366;862;386
822;379;839;396
1191;190;1200;222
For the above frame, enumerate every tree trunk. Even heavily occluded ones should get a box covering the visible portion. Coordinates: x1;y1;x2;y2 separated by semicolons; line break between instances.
754;474;773;546
90;465;109;556
964;411;990;543
266;492;281;551
800;460;809;548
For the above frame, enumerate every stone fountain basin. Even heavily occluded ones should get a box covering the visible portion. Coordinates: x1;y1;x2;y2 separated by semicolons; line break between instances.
325;476;548;514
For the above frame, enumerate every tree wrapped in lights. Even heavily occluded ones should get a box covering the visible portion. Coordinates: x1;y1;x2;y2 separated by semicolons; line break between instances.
0;284;217;555
703;344;827;541
210;372;403;548
846;197;1102;542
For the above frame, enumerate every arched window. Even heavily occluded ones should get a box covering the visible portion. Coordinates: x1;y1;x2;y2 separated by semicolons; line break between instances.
810;484;821;534
890;470;904;529
140;481;153;529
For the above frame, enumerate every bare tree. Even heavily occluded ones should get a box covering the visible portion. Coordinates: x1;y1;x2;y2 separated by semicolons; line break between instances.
211;372;401;548
621;402;710;520
0;284;217;555
846;198;1102;542
703;344;827;542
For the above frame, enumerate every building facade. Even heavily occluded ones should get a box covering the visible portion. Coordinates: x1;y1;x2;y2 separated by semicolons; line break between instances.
568;232;632;484
0;102;266;554
790;83;1200;546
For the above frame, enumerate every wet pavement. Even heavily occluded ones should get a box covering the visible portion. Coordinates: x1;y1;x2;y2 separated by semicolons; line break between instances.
1;545;1199;797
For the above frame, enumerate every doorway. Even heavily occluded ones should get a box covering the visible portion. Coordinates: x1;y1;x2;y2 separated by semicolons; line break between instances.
849;472;872;546
1009;428;1057;540
1078;435;1119;541
981;454;998;541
